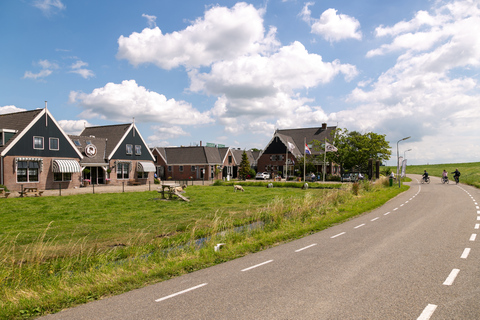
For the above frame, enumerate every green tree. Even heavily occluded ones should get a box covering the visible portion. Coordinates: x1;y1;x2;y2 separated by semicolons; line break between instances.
324;128;391;174
238;151;251;180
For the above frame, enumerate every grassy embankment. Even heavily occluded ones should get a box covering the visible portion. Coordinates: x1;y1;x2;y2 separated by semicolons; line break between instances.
403;162;480;188
1;179;407;319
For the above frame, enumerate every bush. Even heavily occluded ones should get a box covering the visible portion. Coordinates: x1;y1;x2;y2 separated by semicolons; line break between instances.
352;182;360;195
154;178;161;184
0;184;8;192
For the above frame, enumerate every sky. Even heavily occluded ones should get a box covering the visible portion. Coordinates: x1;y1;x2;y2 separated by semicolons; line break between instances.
1;0;480;166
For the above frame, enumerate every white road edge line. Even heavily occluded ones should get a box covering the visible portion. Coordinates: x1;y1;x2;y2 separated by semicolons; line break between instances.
354;224;365;229
241;260;273;272
470;234;477;241
417;304;437;320
443;269;460;285
295;244;317;252
371;217;379;221
384;212;391;216
155;283;208;302
331;232;346;239
461;248;471;259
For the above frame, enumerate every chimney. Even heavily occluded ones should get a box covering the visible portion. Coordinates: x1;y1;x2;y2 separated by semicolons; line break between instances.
322;123;327;129
200;141;202;146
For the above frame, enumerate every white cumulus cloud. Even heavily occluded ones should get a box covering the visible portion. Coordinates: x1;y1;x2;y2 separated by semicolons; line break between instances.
69;80;213;126
117;2;275;69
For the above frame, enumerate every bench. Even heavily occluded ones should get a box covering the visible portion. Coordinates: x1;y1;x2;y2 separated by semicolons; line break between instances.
129;180;142;186
19;187;44;197
0;188;11;198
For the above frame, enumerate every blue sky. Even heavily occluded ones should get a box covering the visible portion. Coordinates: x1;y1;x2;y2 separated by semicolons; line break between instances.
2;0;480;165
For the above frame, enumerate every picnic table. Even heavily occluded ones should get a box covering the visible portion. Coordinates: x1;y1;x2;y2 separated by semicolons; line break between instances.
157;184;189;202
19;187;44;197
0;188;11;198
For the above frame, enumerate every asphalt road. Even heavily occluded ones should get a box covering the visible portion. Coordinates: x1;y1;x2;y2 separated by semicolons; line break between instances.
41;174;480;319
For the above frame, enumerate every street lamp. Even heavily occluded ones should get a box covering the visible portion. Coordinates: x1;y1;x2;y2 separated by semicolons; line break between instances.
403;148;412;159
397;136;411;187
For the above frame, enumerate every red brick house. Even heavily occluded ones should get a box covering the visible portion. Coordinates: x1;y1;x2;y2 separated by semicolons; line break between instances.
0;108;83;191
257;123;339;179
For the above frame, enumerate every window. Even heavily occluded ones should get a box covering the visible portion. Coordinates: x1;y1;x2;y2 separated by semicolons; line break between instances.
228;155;232;164
137;171;148;179
73;140;81;146
17;160;40;182
54;172;72;181
126;144;133;155
135;145;141;155
33;136;44;150
86;140;92;145
191;166;196;172
117;162;130;179
49;138;59;151
179;166;184;172
168;166;172;172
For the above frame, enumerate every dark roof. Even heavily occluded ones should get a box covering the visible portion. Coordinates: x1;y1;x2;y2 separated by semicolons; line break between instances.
231;148;257;165
80;124;132;157
0;109;43;153
275;125;336;156
159;146;223;165
69;135;108;165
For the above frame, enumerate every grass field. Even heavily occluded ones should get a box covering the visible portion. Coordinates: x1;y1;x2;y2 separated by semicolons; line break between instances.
1;179;407;319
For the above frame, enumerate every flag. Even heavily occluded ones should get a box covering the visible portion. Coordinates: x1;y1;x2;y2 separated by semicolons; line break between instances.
305;144;311;155
287;142;295;152
325;142;338;152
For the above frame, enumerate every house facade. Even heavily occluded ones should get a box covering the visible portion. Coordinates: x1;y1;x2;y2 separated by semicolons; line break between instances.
0;108;83;191
78;123;156;186
257;123;340;179
152;146;231;181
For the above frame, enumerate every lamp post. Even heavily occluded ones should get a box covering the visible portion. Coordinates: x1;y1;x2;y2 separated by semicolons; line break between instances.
397;136;410;187
403;148;412;160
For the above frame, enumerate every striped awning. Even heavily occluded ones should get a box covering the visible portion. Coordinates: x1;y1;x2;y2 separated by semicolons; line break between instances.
137;161;156;172
53;159;82;173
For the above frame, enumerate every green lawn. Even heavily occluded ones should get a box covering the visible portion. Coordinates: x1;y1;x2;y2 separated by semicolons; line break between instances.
1;180;406;319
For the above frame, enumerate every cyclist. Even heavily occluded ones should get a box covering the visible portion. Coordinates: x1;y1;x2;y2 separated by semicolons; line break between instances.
442;170;448;183
452;169;461;184
422;170;429;183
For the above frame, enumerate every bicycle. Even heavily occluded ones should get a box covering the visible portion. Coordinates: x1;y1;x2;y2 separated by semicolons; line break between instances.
442;176;449;184
421;176;430;184
454;176;459;184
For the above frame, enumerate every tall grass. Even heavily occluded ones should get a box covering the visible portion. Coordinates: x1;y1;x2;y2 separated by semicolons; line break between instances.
0;181;406;319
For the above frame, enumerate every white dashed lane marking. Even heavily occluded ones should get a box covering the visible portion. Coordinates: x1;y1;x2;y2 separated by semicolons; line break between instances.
443;269;460;286
331;232;346;239
155;283;208;302
461;248;471;259
241;260;273;272
295;244;317;252
417;304;437;320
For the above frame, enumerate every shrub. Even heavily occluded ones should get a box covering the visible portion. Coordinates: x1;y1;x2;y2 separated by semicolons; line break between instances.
352;182;360;195
0;184;8;192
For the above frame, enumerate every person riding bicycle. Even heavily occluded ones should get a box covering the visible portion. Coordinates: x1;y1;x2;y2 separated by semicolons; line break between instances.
452;169;461;183
422;170;429;182
442;170;448;182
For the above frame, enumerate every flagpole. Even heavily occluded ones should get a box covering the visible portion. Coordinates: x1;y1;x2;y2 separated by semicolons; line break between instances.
323;137;326;182
303;137;306;182
285;144;288;181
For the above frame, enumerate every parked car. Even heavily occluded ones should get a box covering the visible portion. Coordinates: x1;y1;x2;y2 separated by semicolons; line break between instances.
341;173;360;182
255;172;270;180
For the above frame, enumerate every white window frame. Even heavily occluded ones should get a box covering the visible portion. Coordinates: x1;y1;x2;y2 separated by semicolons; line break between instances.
135;145;141;155
49;137;59;151
33;136;44;150
126;144;133;155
